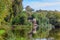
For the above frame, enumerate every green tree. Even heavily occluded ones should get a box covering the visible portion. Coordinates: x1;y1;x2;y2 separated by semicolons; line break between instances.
25;6;34;16
0;0;12;25
25;6;34;12
47;12;60;28
32;13;53;38
12;0;23;17
12;12;28;25
10;0;23;25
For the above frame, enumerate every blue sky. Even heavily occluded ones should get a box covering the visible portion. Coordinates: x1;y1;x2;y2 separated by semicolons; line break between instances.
23;0;60;11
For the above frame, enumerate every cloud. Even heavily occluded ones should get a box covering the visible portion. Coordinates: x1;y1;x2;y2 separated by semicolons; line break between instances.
29;2;60;7
23;0;60;10
23;1;60;10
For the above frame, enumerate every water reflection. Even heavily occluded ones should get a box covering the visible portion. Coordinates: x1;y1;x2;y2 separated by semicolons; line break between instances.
35;38;47;40
34;38;54;40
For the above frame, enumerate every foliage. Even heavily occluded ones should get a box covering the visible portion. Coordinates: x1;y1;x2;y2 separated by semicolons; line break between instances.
32;13;53;38
47;12;60;28
0;0;60;40
0;30;5;36
12;12;28;25
0;0;12;25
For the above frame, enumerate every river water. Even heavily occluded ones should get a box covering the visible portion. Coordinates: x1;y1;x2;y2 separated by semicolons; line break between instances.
33;37;54;40
34;38;47;40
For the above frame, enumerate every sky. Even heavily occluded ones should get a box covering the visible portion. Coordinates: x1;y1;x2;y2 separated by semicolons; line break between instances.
23;0;60;11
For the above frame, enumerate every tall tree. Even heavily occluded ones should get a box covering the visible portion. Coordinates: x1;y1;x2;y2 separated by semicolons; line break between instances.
11;0;23;25
25;6;34;16
0;0;12;25
25;6;34;12
12;0;23;17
